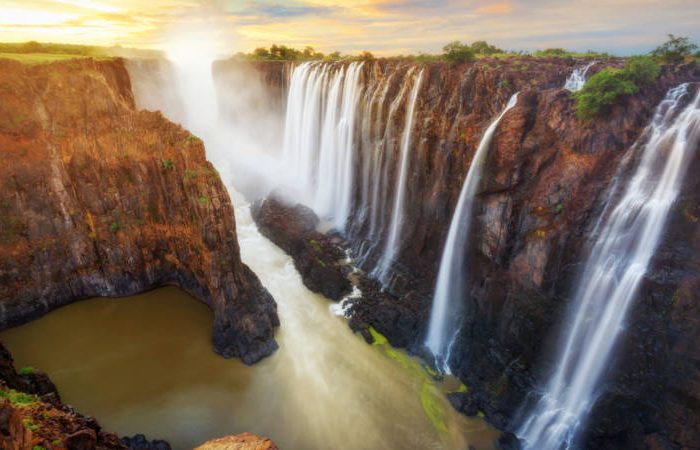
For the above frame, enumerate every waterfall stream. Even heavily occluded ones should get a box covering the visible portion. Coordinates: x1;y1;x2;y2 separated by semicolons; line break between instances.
424;93;519;374
372;69;425;283
518;83;700;449
563;61;596;92
281;62;364;230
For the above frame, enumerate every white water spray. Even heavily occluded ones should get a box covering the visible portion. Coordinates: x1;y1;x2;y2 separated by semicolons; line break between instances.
564;61;596;92
425;93;519;374
518;84;700;449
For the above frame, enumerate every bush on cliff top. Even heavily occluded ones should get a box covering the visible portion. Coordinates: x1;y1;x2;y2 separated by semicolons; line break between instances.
442;41;475;64
574;55;660;121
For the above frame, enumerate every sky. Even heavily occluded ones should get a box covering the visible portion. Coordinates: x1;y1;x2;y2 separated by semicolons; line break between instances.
1;0;699;57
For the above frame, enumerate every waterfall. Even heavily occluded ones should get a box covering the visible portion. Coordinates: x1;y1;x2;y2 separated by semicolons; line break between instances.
281;62;364;230
424;93;519;374
563;61;596;92
372;69;425;283
518;84;700;449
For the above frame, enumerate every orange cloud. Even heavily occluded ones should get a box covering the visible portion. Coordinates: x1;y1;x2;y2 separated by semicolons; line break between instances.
475;3;513;14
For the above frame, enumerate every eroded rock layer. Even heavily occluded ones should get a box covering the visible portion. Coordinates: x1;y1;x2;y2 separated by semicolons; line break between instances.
0;58;279;364
244;58;700;448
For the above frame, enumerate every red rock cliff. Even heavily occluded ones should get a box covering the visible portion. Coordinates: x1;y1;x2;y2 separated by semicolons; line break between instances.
0;58;279;364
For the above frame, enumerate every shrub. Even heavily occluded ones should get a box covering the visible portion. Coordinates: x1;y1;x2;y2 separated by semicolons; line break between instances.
109;222;120;233
442;41;475;64
533;48;571;58
575;68;637;120
574;56;660;120
161;159;174;171
470;40;503;56
651;34;698;64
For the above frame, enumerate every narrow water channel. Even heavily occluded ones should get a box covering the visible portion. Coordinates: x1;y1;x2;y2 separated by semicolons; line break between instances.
1;197;497;450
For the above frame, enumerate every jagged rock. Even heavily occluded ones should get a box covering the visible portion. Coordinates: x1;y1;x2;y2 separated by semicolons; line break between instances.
251;194;352;300
243;58;700;448
0;58;279;364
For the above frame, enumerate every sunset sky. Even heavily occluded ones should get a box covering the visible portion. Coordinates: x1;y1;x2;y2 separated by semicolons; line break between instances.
1;0;699;57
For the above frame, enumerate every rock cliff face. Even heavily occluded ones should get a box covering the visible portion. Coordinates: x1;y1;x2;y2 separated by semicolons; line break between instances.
0;58;279;364
243;58;700;448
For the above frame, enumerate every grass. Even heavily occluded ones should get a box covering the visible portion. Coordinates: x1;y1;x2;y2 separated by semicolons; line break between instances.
18;367;36;375
0;389;37;407
0;52;105;64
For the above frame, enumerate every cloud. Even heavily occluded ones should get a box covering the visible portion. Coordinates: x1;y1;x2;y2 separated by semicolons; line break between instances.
475;3;513;14
0;0;699;55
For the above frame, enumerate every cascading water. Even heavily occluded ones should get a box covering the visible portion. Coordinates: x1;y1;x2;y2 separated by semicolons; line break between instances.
372;69;425;283
563;61;596;92
425;93;519;374
518;83;700;449
281;62;364;230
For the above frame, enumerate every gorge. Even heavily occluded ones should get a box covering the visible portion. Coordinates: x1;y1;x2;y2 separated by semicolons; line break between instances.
1;35;699;450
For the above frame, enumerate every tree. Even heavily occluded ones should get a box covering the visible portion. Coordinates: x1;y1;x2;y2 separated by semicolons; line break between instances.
470;40;503;55
651;34;698;64
253;47;270;59
358;51;374;61
442;41;475;64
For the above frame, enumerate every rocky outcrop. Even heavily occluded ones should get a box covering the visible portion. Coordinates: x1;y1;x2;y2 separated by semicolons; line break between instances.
251;194;352;300
243;57;700;448
195;432;278;450
0;58;279;364
0;341;159;450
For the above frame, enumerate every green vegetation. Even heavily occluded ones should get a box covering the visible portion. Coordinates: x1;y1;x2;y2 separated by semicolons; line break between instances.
470;40;504;55
109;222;120;233
198;195;210;206
0;389;37;407
185;170;197;180
23;419;39;431
367;326;449;435
0;41;161;64
18;367;36;376
161;159;174;171
442;41;475;64
33;446;47;450
574;56;660;121
651;34;698;64
237;44;371;62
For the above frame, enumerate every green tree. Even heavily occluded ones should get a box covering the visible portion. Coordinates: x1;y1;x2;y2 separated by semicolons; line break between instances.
470;40;503;55
442;41;475;64
574;56;659;120
651;34;698;64
253;47;270;59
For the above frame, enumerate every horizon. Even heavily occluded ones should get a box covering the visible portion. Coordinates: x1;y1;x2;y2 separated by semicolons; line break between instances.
1;1;699;57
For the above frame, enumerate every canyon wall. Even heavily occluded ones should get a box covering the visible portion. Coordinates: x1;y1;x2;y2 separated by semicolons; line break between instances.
0;58;279;364
242;58;700;448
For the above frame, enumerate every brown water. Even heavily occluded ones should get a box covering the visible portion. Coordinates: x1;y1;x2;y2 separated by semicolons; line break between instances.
1;201;498;450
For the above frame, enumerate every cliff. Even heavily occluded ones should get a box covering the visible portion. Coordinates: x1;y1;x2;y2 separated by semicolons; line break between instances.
0;58;279;364
244;57;700;448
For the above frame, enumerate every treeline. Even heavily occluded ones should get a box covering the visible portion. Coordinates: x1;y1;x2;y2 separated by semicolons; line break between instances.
234;45;374;62
236;41;615;63
0;41;162;59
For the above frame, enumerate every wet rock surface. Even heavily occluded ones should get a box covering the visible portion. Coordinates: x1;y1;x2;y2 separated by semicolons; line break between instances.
247;58;700;448
251;194;352;300
0;58;279;364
